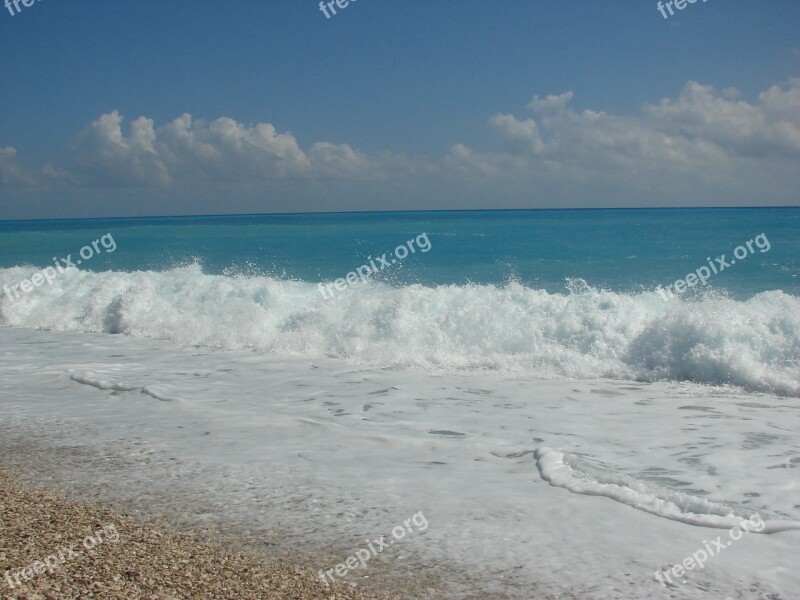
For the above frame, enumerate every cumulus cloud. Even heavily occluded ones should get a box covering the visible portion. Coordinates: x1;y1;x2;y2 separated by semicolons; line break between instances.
2;78;799;212
74;111;169;186
308;142;375;178
75;111;309;184
71;111;383;186
0;146;34;188
645;80;800;158
489;114;544;155
446;78;800;192
528;91;574;113
0;146;72;189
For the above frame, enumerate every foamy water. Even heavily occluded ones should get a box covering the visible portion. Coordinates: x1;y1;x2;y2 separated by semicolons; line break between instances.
1;326;798;599
2;265;798;396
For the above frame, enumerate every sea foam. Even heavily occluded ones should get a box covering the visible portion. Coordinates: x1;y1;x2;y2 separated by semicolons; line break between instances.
1;264;798;396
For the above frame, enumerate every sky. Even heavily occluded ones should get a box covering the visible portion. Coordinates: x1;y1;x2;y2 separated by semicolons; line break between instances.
0;1;798;220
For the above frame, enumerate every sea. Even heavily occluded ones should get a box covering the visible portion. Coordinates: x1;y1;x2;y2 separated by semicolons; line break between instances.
1;208;798;599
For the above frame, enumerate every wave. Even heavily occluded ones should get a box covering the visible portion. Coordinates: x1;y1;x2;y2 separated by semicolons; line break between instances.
534;448;800;531
69;372;184;402
1;265;798;396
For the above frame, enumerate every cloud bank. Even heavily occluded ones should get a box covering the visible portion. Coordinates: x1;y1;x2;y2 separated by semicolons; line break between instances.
2;78;798;216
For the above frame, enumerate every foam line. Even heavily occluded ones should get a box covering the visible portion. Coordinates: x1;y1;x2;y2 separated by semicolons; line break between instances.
534;448;800;532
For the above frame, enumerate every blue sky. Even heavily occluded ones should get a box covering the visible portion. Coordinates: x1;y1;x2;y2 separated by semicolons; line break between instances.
1;1;798;219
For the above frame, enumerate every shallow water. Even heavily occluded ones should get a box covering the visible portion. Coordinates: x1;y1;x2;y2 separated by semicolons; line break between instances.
1;327;798;599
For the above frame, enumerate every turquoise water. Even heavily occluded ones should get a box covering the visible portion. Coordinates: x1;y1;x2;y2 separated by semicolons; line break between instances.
1;208;799;395
1;208;797;297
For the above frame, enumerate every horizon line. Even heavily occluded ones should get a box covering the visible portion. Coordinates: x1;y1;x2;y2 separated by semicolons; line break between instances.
2;205;799;224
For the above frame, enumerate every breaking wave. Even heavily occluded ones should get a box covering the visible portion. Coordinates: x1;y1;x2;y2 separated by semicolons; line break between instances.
1;264;798;396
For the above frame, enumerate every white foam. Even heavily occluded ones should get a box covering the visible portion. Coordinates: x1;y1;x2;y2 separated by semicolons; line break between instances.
2;265;798;395
69;372;139;392
70;372;183;401
534;447;800;532
2;327;799;599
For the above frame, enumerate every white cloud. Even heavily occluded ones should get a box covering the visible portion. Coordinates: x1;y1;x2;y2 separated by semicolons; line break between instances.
489;114;544;155
71;111;387;187
74;111;169;186
528;91;574;113
74;111;311;185
309;142;376;178
2;78;799;213
0;146;34;187
72;111;424;186
645;80;800;158
0;146;72;189
446;78;800;196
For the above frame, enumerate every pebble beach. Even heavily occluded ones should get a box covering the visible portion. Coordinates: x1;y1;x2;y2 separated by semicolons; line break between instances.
0;467;387;600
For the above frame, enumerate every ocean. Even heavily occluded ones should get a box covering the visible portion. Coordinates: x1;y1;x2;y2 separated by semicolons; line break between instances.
1;208;799;598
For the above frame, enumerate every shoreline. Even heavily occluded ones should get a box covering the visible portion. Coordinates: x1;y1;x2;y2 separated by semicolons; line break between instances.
0;464;391;600
0;325;562;600
4;327;794;599
0;427;464;600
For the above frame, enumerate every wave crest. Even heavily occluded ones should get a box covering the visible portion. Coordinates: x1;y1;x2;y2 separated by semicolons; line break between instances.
1;265;798;395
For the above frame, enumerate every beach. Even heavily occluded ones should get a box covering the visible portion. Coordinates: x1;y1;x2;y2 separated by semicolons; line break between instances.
0;464;392;600
1;317;798;599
